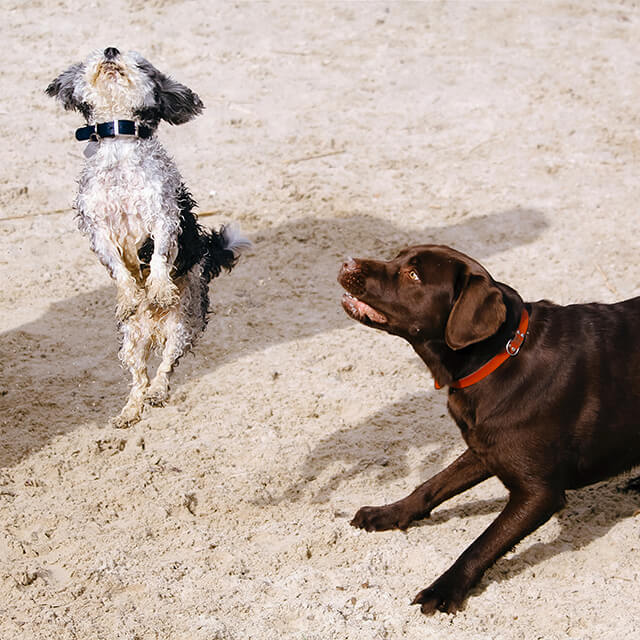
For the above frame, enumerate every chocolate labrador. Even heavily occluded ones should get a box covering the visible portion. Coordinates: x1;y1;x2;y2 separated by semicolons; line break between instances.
338;244;640;615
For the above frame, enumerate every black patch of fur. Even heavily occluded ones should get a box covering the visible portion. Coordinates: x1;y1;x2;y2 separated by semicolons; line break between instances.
45;63;93;122
134;60;204;128
133;105;162;132
138;184;237;282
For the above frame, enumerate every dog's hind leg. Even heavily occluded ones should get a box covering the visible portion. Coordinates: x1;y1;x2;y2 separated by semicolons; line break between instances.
145;315;185;407
145;304;194;407
113;310;153;428
145;268;208;407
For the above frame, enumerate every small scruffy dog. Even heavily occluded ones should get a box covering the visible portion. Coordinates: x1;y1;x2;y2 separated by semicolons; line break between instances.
47;47;250;427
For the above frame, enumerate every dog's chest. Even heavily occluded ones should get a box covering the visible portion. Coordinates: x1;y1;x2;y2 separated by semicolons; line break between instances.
80;141;174;224
77;141;180;275
80;142;177;245
447;391;474;433
447;392;492;456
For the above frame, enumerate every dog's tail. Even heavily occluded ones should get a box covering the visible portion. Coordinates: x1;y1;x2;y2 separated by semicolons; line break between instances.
203;223;251;281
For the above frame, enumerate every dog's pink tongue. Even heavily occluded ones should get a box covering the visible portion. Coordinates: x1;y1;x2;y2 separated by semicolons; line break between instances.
354;298;387;324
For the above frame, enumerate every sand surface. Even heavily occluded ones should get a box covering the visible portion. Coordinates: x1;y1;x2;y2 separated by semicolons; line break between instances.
2;2;640;638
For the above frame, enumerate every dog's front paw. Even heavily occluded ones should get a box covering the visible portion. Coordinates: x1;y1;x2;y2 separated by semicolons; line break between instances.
116;300;138;322
116;280;144;321
411;575;467;616
112;398;144;429
146;278;179;309
144;379;170;407
351;501;428;532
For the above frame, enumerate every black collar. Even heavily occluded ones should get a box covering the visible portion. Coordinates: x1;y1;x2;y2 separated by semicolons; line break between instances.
75;120;152;142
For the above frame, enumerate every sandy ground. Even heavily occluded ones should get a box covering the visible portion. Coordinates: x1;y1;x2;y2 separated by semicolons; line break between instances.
1;1;640;638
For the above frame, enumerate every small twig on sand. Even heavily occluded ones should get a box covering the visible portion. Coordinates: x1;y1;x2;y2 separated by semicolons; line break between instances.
595;263;620;297
272;50;312;56
0;208;70;222
2;208;227;222
467;138;494;155
197;210;223;219
287;149;346;165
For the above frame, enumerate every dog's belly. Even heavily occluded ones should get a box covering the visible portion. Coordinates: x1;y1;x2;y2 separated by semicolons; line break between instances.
78;142;179;277
449;366;640;491
85;178;150;276
566;414;640;488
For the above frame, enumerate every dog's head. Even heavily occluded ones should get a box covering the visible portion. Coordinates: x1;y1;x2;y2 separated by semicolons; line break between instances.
45;47;203;129
338;245;507;349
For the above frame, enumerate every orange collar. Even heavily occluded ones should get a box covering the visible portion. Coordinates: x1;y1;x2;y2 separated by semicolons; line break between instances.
435;308;529;390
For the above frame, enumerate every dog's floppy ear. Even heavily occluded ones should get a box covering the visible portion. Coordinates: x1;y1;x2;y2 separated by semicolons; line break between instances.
445;272;506;350
139;59;204;125
45;63;89;115
158;75;204;124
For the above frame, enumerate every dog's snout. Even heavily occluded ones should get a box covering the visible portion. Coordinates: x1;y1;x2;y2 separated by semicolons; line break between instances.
104;47;120;60
341;257;360;274
339;257;360;282
339;258;367;295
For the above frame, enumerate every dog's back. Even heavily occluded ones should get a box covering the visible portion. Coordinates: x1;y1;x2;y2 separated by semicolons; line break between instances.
505;296;640;488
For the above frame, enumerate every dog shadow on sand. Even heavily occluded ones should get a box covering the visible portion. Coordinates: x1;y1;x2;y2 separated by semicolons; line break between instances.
3;203;637;595
0;206;544;470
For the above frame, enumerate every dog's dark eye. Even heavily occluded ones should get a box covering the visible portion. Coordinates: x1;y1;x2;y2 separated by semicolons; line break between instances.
408;269;420;282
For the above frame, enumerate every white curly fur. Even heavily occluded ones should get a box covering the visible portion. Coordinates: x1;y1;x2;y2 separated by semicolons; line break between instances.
47;48;250;427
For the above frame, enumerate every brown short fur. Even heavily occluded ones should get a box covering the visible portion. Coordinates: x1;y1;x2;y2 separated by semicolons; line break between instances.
339;245;640;614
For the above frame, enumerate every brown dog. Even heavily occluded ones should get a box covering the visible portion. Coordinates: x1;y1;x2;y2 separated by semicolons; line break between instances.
338;244;640;615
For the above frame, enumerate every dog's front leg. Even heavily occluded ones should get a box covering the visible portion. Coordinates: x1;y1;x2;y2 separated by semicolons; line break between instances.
84;223;144;320
145;223;179;308
351;448;491;531
412;485;565;615
114;273;144;322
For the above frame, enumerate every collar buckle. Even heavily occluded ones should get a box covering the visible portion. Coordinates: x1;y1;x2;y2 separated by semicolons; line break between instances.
111;119;139;138
89;123;100;142
506;328;526;356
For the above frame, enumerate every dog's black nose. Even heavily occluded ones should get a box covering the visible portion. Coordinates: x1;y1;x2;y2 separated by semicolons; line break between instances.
104;47;120;60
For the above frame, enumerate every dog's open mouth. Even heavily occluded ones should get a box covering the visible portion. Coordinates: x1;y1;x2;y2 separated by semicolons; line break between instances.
342;292;387;324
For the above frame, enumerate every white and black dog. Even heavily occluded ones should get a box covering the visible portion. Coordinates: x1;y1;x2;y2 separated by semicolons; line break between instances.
47;47;250;427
